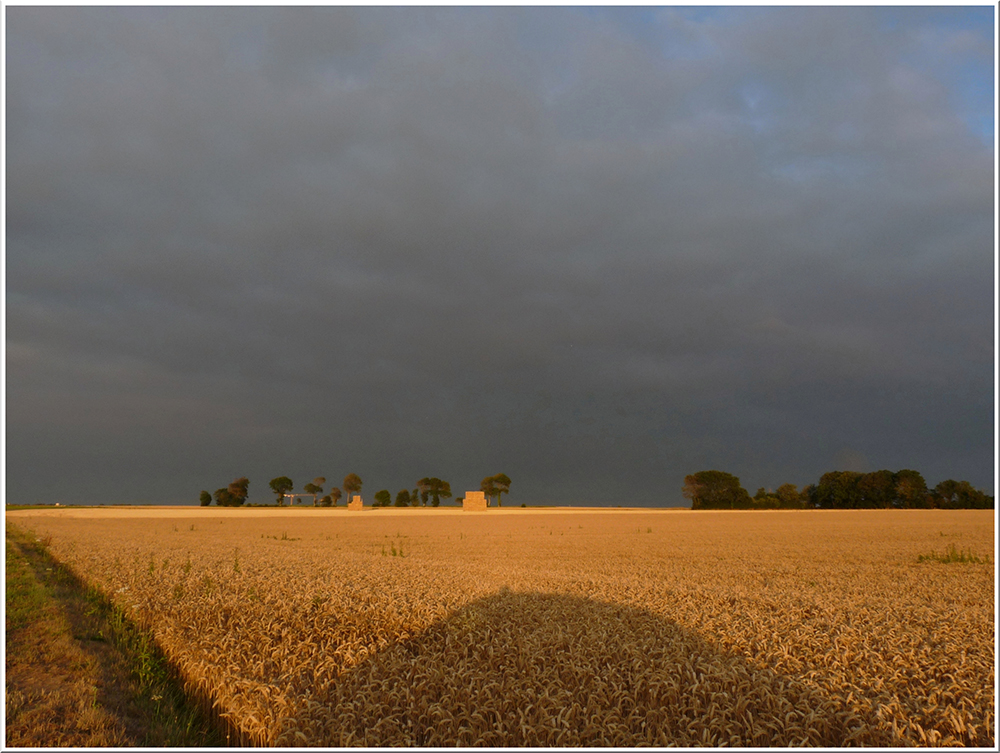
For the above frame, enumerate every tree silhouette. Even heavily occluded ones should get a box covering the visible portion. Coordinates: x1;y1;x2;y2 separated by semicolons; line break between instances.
304;477;325;506
682;471;751;510
225;477;249;507
492;474;511;507
775;483;803;509
418;478;453;507
344;474;363;501
481;476;496;506
269;477;294;506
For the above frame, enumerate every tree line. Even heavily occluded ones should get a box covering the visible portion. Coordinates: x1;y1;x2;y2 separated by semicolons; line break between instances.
266;474;363;507
683;469;994;510
199;473;512;507
200;477;250;507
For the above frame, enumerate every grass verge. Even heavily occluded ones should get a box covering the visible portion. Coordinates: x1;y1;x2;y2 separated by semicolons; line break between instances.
5;522;223;747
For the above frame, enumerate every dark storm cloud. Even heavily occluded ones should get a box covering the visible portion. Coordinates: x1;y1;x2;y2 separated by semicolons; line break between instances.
5;6;994;505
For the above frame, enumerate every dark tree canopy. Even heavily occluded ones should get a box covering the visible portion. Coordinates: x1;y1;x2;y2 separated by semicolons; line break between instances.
930;479;991;509
492;474;511;507
269;476;294;504
775;484;804;509
687;468;993;510
344;473;363;499
228;476;249;501
682;471;752;510
418;477;453;507
212;477;248;507
481;476;496;505
481;474;511;507
806;469;940;509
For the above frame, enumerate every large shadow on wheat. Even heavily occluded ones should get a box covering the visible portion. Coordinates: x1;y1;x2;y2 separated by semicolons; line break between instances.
277;590;849;747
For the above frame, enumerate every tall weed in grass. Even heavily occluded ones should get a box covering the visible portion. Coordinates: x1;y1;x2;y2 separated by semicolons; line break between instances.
918;543;989;564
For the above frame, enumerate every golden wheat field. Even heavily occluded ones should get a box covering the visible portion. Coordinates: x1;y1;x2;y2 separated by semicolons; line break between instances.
6;506;995;747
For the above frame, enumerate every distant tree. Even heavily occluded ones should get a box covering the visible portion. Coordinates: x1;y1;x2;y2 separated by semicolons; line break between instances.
319;495;333;507
375;490;392;508
199;490;212;507
417;478;431;505
481;476;497;507
682;471;752;510
434;480;452;507
933;479;961;509
344;474;363;502
753;488;779;509
329;487;343;506
395;489;410;507
269;477;294;506
492;474;511;507
227;477;249;507
951;480;993;509
969;486;994;509
303;480;323;506
775;483;803;509
812;471;863;509
893;469;929;509
213;488;233;507
858;470;895;509
419;478;452;507
802;484;819;508
411;488;421;507
930;479;993;509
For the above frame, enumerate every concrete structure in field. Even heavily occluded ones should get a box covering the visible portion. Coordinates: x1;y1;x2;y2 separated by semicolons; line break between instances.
463;491;488;511
282;492;317;506
347;495;364;511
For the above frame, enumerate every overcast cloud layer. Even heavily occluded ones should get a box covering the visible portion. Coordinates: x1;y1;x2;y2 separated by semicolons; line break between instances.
5;6;996;505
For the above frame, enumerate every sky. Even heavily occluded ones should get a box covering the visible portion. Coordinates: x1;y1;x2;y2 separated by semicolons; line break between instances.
4;4;996;506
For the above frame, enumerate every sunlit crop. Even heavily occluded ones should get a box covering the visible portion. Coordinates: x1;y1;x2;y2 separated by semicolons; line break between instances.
8;507;994;747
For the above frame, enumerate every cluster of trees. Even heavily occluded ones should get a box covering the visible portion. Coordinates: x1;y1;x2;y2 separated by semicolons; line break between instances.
265;474;362;506
201;472;512;508
200;477;249;507
481;474;512;507
805;470;993;510
683;469;994;510
372;477;453;508
370;474;512;508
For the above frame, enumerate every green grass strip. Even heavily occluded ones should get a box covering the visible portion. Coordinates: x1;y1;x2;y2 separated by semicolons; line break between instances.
5;522;223;747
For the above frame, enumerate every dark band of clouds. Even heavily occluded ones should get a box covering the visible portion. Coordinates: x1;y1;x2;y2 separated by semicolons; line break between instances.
5;6;995;505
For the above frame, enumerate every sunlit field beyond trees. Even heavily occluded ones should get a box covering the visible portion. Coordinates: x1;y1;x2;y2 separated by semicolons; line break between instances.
5;507;994;747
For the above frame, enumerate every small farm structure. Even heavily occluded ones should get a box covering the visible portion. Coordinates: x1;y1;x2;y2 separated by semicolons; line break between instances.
282;493;318;506
463;491;488;511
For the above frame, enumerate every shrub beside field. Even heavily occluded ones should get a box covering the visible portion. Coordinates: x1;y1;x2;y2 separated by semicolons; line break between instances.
6;508;994;747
